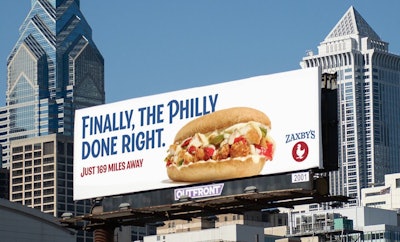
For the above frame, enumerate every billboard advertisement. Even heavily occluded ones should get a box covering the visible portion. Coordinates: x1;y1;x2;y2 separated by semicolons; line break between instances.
74;67;322;200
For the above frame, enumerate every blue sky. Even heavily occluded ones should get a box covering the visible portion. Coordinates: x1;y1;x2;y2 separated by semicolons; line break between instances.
0;1;399;104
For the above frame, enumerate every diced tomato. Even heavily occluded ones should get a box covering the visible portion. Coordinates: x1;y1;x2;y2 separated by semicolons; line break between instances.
234;136;247;144
203;146;215;160
166;159;172;167
181;138;192;148
255;145;267;156
255;143;274;159
188;145;197;155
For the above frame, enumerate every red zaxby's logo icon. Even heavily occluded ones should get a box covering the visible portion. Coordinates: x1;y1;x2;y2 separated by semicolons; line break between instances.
292;141;308;162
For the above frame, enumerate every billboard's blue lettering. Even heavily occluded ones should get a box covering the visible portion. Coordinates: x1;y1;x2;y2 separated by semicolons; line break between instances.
79;94;218;160
285;130;316;143
138;104;164;126
167;94;218;124
81;110;134;139
82;136;118;159
121;128;164;153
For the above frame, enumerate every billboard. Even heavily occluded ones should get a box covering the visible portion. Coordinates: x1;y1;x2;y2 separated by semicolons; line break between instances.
74;67;322;200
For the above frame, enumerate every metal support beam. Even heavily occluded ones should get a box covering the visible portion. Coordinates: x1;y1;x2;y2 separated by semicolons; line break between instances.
91;198;115;242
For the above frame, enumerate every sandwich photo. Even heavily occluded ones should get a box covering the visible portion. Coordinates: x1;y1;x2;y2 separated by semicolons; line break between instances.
164;107;275;182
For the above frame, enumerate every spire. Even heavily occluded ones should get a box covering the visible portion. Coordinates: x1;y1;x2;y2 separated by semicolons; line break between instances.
325;6;381;41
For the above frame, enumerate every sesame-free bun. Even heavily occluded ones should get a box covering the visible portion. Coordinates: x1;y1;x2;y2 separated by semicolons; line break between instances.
167;156;266;182
174;107;271;143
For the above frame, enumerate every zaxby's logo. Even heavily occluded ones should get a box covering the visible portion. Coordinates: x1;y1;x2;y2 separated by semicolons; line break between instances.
292;141;308;162
285;130;315;162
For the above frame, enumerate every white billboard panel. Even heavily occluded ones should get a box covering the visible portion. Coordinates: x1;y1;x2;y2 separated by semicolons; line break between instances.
74;67;322;200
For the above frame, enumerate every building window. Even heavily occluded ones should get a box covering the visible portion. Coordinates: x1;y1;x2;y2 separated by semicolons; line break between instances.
12;177;22;183
43;173;54;180
43;180;54;187
396;178;400;188
12;161;23;169
43;204;54;211
12;146;23;153
12;154;23;161
43;141;54;155
34;143;41;150
366;201;385;207
43;157;54;164
67;143;73;156
57;142;65;155
43;165;54;172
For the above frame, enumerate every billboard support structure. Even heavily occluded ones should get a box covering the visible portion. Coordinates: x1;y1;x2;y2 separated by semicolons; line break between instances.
60;170;349;241
320;72;339;172
91;199;114;242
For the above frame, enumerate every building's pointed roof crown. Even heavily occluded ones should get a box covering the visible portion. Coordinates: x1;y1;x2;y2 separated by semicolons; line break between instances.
325;6;380;41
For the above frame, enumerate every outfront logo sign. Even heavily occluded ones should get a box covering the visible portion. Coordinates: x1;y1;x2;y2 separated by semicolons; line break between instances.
174;183;224;200
73;67;322;200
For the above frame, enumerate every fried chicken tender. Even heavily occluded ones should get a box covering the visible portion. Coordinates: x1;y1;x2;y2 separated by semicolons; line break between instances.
230;141;251;158
244;126;262;145
214;143;230;160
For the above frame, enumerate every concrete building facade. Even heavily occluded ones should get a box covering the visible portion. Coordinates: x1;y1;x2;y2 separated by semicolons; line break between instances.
300;6;400;205
9;134;92;241
361;173;400;211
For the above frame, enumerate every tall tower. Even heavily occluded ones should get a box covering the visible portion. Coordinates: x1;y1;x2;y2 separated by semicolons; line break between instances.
1;0;104;168
1;1;104;240
300;6;400;205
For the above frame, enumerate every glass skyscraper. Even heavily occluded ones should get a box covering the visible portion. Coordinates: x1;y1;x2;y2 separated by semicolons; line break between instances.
0;0;104;240
0;0;104;168
300;6;400;205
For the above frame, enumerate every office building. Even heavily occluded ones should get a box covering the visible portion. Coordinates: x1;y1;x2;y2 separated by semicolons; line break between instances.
9;134;91;218
0;107;9;199
0;0;104;169
361;173;400;211
142;206;400;242
287;206;400;242
300;6;400;205
145;224;266;242
155;211;287;235
0;166;9;199
0;0;104;241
